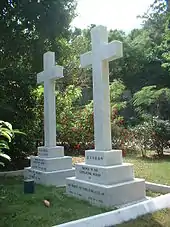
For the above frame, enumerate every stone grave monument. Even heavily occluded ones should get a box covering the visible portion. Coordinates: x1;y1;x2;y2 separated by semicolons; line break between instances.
66;25;146;207
24;51;75;186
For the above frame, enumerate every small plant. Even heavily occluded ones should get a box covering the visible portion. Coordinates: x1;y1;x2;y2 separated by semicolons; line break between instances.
0;120;25;166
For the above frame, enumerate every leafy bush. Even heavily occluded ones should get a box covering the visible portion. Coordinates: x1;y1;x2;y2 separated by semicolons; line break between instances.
133;86;170;120
130;116;170;157
0;121;14;166
151;117;170;156
0;121;25;167
130;121;153;157
55;85;93;154
111;107;132;156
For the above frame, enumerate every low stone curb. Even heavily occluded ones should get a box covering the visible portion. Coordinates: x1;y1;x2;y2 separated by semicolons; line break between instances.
146;181;170;193
55;193;170;227
0;170;24;177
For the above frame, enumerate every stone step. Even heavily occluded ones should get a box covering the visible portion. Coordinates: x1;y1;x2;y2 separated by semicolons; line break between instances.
38;146;64;158
66;177;146;208
24;167;75;186
75;163;134;185
85;149;123;166
30;156;72;172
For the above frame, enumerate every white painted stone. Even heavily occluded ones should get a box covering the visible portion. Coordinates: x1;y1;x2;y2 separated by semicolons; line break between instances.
24;167;75;186
30;156;72;172
55;193;170;227
37;51;63;147
75;163;134;185
80;25;123;151
24;52;75;187
0;170;24;177
38;146;64;158
85;150;122;166
146;181;170;194
66;177;146;208
66;25;146;208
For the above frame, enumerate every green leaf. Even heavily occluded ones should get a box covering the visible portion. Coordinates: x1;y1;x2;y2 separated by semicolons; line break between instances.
0;131;12;142
0;162;5;167
13;129;26;136
0;153;11;161
0;121;12;130
0;141;9;150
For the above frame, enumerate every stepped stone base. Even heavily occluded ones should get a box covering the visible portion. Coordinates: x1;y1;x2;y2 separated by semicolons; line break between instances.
66;177;146;208
66;149;146;208
24;167;75;186
24;146;75;187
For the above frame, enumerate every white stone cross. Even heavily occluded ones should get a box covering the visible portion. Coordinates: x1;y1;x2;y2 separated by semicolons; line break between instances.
80;25;123;151
37;51;63;147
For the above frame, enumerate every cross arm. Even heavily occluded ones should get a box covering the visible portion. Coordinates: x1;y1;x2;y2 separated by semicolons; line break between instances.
80;51;92;68
37;71;44;84
101;41;123;62
37;65;64;84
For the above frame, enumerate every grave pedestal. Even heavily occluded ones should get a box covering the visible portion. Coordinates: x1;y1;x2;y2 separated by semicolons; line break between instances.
24;146;75;187
66;150;146;208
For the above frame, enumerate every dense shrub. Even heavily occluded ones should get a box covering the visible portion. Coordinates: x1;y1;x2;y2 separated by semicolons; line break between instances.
151;117;170;156
130;121;152;157
130;116;170;157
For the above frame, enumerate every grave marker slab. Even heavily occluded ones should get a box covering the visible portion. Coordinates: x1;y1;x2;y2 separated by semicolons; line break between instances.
24;52;75;186
66;25;146;207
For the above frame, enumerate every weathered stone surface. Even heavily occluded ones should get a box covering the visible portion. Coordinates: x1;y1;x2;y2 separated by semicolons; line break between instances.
85;150;122;166
24;167;75;186
37;51;63;147
66;177;146;208
75;163;134;185
38;146;64;158
80;25;123;151
30;156;72;172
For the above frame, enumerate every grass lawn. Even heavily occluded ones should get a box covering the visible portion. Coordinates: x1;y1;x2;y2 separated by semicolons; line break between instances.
118;209;170;227
124;154;170;185
1;154;170;227
0;177;110;227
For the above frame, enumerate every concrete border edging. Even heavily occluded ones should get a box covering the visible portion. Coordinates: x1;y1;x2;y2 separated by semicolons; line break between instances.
55;193;170;227
146;181;170;193
0;170;24;177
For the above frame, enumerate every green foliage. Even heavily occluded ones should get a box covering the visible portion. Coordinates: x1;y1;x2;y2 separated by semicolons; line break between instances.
130;121;153;157
110;80;127;110
151;117;170;156
133;86;170;119
0;121;25;166
0;0;77;159
55;85;94;153
130;116;170;156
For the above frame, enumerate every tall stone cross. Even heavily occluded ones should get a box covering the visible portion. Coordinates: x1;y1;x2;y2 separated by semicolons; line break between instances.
37;51;63;147
80;25;123;151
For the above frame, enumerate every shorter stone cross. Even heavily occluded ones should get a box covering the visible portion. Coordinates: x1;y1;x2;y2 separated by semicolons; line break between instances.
37;51;63;147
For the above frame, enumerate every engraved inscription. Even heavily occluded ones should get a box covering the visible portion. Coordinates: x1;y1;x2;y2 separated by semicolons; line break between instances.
79;166;101;177
68;183;104;204
32;158;47;171
39;148;48;157
27;169;43;181
86;155;103;161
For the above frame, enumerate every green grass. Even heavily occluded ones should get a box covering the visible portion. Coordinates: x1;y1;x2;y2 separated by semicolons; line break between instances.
0;177;110;227
1;154;170;227
118;154;170;226
124;154;170;185
118;209;170;227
